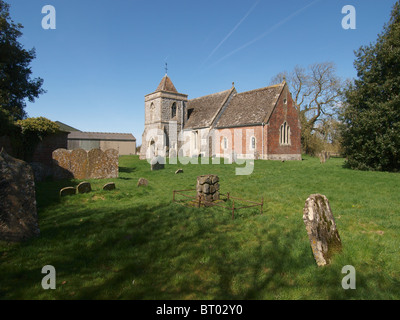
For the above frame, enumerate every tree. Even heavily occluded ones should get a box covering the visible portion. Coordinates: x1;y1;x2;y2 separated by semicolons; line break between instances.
271;62;345;155
341;2;400;172
0;0;45;121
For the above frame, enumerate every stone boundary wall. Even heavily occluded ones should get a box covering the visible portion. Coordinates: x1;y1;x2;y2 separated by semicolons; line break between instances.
52;148;118;180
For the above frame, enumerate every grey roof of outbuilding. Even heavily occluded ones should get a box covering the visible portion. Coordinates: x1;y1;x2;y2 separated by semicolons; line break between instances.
214;83;284;128
184;88;235;129
68;131;136;141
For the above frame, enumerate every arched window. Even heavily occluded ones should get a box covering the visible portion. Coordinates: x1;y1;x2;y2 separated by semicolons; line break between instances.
250;136;256;150
280;122;291;145
171;102;177;118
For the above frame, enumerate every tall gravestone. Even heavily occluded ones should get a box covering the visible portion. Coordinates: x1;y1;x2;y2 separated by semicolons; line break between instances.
52;148;118;180
196;175;220;206
0;149;40;241
303;194;342;266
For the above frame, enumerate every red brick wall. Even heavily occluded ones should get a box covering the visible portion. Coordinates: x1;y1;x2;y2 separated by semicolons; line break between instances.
32;132;68;166
214;126;264;158
266;84;301;157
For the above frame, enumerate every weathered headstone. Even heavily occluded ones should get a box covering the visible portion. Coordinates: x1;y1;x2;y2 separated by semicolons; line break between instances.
197;174;220;206
137;178;148;187
70;148;88;179
52;148;72;179
60;186;76;197
77;181;91;194
105;149;119;178
303;194;342;266
103;182;116;191
52;148;118;180
150;156;165;171
0;149;40;241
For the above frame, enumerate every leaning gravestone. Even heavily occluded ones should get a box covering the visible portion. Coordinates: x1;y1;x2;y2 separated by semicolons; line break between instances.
303;194;342;266
0;149;40;241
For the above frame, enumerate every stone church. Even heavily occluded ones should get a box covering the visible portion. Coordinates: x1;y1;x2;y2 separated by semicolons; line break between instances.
139;74;301;161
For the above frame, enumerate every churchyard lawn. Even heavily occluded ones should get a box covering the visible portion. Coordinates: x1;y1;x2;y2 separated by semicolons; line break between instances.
0;155;399;299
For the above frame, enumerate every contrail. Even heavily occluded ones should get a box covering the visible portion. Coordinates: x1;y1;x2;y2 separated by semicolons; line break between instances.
207;0;321;69
201;1;260;66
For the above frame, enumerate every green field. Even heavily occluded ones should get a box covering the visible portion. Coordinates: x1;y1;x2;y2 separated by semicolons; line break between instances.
0;155;399;299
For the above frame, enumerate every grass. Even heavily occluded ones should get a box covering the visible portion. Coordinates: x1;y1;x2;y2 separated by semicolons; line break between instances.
0;155;399;300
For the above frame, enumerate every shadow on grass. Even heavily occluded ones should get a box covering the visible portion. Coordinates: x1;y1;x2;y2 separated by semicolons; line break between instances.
35;179;79;211
119;166;137;174
2;200;399;300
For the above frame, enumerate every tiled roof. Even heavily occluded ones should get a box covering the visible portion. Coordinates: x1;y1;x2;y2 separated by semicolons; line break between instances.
214;83;284;128
68;131;136;141
184;88;234;129
155;75;178;93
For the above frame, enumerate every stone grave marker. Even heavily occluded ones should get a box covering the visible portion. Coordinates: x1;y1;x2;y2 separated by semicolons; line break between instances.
137;178;148;187
197;175;220;205
303;194;342;266
60;186;76;197
77;181;91;194
103;182;116;191
0;149;40;241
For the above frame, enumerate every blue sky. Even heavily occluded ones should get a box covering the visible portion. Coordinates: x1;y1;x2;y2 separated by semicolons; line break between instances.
7;0;398;145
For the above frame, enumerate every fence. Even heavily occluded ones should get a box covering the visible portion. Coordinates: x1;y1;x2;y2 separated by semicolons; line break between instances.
172;189;264;219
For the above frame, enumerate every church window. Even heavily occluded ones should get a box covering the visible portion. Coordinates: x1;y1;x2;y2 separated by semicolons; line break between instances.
171;102;177;118
280;122;291;145
251;136;256;150
223;137;228;150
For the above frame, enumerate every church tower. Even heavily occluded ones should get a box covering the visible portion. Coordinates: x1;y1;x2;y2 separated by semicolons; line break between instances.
139;74;188;160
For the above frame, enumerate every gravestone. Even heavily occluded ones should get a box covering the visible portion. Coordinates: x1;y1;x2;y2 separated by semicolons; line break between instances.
103;182;116;191
52;148;118;180
77;182;91;194
303;194;342;266
150;156;165;171
0;149;40;241
137;178;148;187
70;148;88;179
60;186;76;197
151;162;164;171
196;175;220;205
52;148;72;179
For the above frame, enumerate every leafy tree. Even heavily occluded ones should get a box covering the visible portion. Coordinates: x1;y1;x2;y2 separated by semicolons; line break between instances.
271;62;345;155
341;2;400;171
16;117;60;161
0;0;45;121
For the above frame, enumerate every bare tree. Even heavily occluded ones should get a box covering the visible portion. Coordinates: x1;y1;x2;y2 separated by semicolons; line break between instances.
271;62;345;154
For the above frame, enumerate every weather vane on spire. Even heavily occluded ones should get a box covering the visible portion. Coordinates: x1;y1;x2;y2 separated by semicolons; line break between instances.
165;62;168;75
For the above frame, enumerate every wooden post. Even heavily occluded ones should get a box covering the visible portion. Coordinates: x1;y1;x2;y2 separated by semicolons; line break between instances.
227;192;230;200
260;197;264;215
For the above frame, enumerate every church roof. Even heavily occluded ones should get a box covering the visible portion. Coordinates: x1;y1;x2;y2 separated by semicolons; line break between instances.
184;88;235;129
214;83;284;128
155;75;178;93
